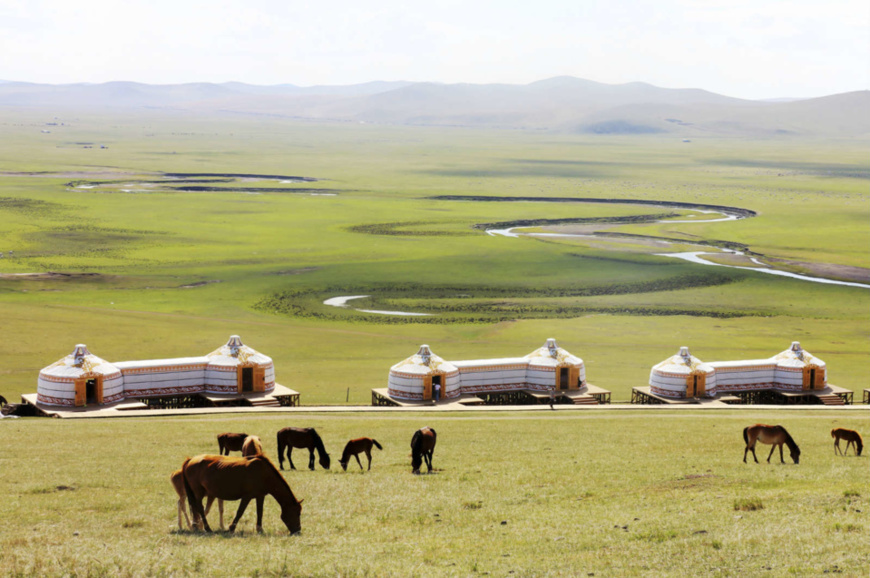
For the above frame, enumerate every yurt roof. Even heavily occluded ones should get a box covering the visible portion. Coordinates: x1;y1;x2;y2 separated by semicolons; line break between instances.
523;338;582;367
772;341;825;368
39;344;120;379
652;346;714;375
390;345;457;375
206;335;272;367
452;357;527;368
114;356;208;370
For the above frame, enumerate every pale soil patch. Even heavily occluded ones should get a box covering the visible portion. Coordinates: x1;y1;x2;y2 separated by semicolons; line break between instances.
0;171;146;178
0;272;101;279
766;258;870;284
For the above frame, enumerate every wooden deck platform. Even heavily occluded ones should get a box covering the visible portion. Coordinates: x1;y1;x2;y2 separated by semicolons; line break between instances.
371;385;611;407
20;383;300;418
632;385;854;406
864;389;870;405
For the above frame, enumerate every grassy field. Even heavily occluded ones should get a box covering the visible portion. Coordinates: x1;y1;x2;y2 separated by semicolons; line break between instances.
0;109;868;405
0;410;866;577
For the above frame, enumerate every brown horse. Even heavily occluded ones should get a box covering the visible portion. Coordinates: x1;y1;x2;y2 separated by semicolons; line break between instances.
242;435;264;456
217;432;248;455
276;427;330;470
743;424;801;464
411;427;437;474
339;438;383;471
832;428;863;456
170;468;224;531
182;454;302;534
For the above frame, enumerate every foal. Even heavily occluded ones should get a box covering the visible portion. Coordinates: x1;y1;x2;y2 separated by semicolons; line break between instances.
831;428;863;456
339;438;383;471
170;469;222;530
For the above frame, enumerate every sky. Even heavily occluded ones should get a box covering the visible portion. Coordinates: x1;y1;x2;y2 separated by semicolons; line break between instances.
1;0;867;100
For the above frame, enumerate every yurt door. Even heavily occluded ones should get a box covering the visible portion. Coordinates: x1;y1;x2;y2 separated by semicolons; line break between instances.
686;375;697;398
696;373;706;397
240;367;254;392
74;378;87;407
558;368;569;390
85;378;98;404
254;367;265;393
569;367;580;390
814;368;825;389
423;377;432;401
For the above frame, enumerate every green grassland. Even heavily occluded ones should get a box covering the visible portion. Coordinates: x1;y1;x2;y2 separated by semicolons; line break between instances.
0;109;868;404
0;410;866;576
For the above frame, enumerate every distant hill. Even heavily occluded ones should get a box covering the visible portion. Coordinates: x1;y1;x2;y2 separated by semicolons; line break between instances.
1;77;866;137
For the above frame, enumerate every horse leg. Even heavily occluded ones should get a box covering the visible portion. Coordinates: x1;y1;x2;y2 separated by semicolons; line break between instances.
228;498;251;533
354;453;364;470
364;449;372;470
834;437;841;455
766;444;776;463
846;440;855;455
255;497;265;533
308;448;316;471
288;448;296;470
425;451;433;473
177;497;191;530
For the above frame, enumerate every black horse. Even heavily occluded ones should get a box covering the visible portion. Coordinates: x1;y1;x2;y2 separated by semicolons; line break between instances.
276;427;331;470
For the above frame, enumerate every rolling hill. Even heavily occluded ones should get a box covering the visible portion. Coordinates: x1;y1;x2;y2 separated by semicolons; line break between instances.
1;77;866;137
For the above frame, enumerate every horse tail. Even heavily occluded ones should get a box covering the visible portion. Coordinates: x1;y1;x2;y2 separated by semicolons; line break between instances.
743;426;749;446
411;430;422;451
372;439;383;451
181;458;205;528
855;433;864;456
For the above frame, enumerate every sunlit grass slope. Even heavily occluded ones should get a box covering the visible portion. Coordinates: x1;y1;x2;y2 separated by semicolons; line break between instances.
0;110;867;403
0;411;866;576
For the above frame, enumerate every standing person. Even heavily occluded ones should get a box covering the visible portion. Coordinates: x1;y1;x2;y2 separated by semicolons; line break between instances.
549;386;555;410
434;382;441;403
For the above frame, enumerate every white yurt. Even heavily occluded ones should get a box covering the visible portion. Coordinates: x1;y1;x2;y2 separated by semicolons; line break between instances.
523;338;586;391
649;346;716;398
772;341;826;390
388;345;460;401
37;344;124;407
204;335;275;394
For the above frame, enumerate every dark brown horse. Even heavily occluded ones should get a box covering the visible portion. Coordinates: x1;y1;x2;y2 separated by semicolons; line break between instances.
339;438;383;471
411;427;437;474
832;428;863;456
276;427;331;470
743;424;801;464
217;432;249;455
182;454;302;534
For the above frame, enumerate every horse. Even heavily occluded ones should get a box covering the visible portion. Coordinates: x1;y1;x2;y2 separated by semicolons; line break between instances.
217;432;249;455
182;454;302;534
832;428;863;456
411;427;437;474
743;424;801;464
170;468;224;531
242;435;264;457
339;438;383;471
276;427;331;471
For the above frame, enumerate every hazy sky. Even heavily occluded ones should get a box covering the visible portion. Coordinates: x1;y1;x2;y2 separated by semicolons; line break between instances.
1;0;867;99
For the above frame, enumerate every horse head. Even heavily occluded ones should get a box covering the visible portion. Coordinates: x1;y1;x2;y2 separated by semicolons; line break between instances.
339;459;348;471
281;499;303;535
790;447;801;464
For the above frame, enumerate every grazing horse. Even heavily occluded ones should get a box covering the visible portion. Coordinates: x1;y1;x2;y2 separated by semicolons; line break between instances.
276;427;331;471
182;454;302;534
832;428;863;456
339;438;383;471
170;468;224;531
411;427;437;474
242;435;264;457
217;432;249;455
743;424;801;464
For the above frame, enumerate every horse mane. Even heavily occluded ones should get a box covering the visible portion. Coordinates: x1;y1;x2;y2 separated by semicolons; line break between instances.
308;428;328;457
340;441;353;464
780;426;800;456
255;454;299;503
